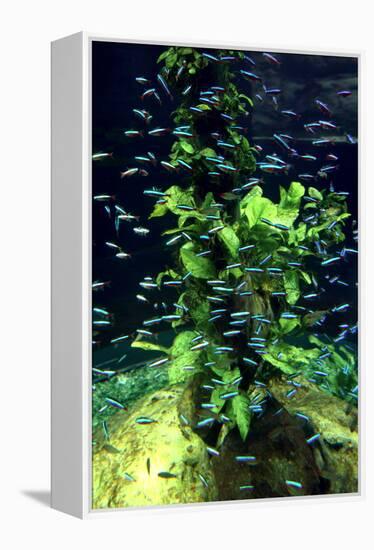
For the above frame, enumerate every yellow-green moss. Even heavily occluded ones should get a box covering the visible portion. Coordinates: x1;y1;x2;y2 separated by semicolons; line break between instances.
92;385;218;509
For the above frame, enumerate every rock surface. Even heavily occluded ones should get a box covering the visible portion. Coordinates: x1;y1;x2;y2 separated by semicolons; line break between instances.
92;384;218;509
93;375;358;508
211;377;358;500
268;376;358;495
212;401;322;500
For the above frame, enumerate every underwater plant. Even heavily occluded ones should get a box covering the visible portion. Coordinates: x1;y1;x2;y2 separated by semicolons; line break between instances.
117;46;359;449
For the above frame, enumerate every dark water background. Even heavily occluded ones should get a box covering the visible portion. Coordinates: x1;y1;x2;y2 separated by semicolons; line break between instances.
92;41;358;371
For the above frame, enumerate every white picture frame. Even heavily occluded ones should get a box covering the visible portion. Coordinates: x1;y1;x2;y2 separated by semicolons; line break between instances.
51;32;362;519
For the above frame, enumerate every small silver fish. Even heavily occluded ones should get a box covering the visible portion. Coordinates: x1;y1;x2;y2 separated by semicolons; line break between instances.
133;226;150;236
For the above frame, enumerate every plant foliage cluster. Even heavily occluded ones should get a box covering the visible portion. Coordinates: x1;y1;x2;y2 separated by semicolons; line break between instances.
130;47;357;444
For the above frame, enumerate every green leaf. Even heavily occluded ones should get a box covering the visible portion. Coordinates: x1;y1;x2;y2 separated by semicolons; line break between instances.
308;187;323;201
240;186;263;213
162;224;197;236
201;192;214;210
308;335;324;348
156;269;179;286
288;223;307;246
279;317;300;335
219;267;243;281
206;350;233;378
210;387;226;414
304;336;358;401
232;393;251;441
196;103;211;110
180;141;195;154
231;132;242;145
168;331;203;384
179;288;210;330
264;342;320;375
223;367;241;385
149;185;196;219
299;270;312;284
149;202;169;219
131;341;169;353
209;369;245;416
179;47;193;55
217;226;240;260
165;53;178;69
157;49;170;63
180;243;216;279
216;422;235;448
279;181;305;210
241;137;250;152
307;213;351;239
276;181;305;228
238;93;253;107
200;147;216;157
245;196;277;228
283;270;300;305
177;214;204;228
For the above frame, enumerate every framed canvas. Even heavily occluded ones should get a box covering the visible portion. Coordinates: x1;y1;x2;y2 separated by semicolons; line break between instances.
51;33;361;518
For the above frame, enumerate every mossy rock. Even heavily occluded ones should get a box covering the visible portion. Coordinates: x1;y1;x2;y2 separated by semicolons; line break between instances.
92;363;169;431
211;376;358;500
212;390;321;500
268;376;358;494
92;384;218;509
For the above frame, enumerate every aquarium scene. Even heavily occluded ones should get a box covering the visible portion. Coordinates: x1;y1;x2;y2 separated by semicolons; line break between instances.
91;41;358;510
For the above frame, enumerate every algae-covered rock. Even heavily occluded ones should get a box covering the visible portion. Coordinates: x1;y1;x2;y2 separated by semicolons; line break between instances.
212;397;321;501
92;363;169;431
92;384;218;509
93;376;358;508
211;376;358;500
268;376;358;494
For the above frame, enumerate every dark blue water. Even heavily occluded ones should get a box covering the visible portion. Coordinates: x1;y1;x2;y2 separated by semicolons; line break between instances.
92;42;358;371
